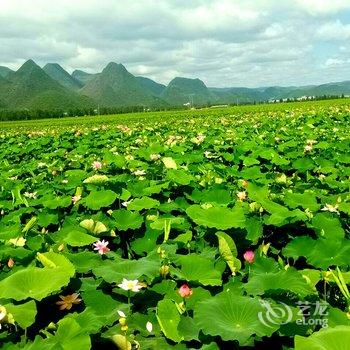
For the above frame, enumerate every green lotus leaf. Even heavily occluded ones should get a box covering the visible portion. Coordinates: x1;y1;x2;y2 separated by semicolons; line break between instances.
162;157;177;169
149;216;185;231
4;300;37;329
188;188;231;206
80;219;108;234
245;217;263;243
127;197;160;211
83;174;109;183
166;169;194;185
194;292;281;344
292;158;314;172
26;318;91;350
311;213;344;240
64;252;102;273
186;204;245;229
295;325;350;350
245;268;316;297
92;256;159;284
82;290;122;326
156;299;182;342
284;191;320;211
216;231;241;275
67;308;105;334
172;254;222;286
0;252;75;300
326;307;350;328
283;236;350;269
178;316;200;341
37;211;59;227
63;229;97;247
42;195;72;209
84;190;117;210
112;209;143;230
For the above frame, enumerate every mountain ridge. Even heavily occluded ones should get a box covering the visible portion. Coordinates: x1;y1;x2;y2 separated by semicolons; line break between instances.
43;63;83;91
0;60;95;110
80;62;164;107
0;59;349;111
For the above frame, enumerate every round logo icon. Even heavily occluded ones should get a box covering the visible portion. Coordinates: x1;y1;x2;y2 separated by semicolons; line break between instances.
258;300;293;327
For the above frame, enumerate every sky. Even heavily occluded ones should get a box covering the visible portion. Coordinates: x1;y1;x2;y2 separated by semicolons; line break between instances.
1;0;350;88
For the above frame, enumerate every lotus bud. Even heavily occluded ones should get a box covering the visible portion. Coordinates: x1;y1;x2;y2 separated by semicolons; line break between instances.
47;322;57;330
178;284;193;298
249;202;260;212
160;265;170;277
146;214;157;221
243;251;255;264
261;242;270;256
276;174;287;183
7;258;14;268
58;244;65;252
121;325;128;332
119;317;127;326
111;334;131;350
215;177;223;184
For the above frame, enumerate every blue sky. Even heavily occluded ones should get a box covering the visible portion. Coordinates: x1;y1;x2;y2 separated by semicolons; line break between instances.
0;0;350;88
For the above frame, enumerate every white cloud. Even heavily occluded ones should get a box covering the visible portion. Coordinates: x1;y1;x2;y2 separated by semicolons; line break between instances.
296;0;350;16
317;20;350;40
0;0;349;87
325;58;346;67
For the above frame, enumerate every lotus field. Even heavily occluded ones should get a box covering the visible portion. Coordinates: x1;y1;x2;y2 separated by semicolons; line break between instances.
0;101;350;349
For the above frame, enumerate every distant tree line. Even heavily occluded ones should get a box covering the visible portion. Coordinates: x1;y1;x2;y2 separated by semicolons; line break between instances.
0;105;184;122
0;94;348;121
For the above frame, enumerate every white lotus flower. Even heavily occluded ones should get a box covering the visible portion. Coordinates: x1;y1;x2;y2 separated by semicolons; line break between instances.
118;278;144;292
122;200;132;207
321;204;339;213
133;169;146;176
150;153;161;161
237;191;247;201
117;310;126;318
146;321;153;333
24;191;37;199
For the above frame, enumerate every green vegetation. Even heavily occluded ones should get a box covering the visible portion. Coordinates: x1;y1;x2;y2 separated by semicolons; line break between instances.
80;62;164;108
161;77;215;106
0;60;94;111
0;60;350;121
0;100;349;349
43;63;83;91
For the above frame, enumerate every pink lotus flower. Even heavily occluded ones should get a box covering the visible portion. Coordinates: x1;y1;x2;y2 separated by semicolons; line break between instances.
92;161;102;170
178;284;193;298
72;195;81;204
243;250;255;264
93;240;110;255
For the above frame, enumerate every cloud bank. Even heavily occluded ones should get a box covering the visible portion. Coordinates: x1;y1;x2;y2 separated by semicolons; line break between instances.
1;0;350;87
